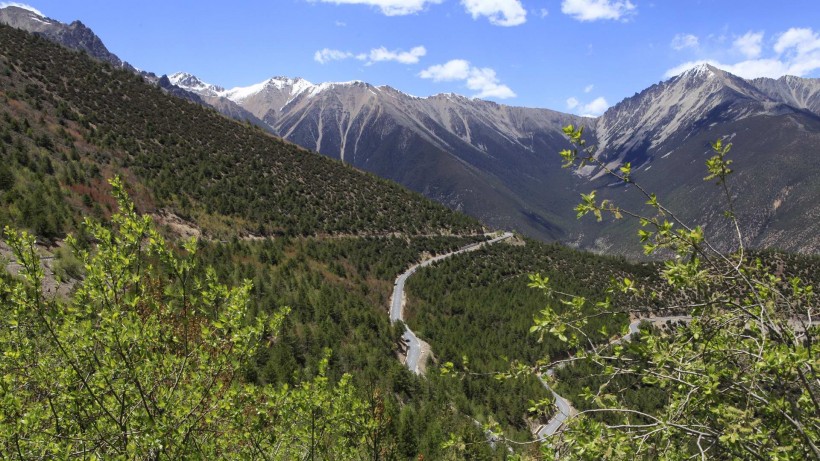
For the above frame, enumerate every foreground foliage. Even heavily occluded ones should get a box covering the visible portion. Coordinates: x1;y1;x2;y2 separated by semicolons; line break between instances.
533;127;819;459
0;178;373;459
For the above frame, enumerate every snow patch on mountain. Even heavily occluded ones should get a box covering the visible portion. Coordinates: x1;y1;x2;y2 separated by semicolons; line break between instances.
0;3;44;17
168;72;224;97
222;79;281;102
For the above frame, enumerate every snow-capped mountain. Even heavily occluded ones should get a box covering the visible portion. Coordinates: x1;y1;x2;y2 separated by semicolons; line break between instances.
151;65;820;253
177;73;584;160
168;72;225;97
174;71;586;239
576;63;820;254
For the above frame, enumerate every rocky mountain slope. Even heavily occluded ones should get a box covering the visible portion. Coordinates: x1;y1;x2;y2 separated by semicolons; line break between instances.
589;64;812;175
0;6;272;129
588;65;779;175
0;5;132;71
174;65;820;254
581;64;820;253
750;74;820;116
0;22;480;239
170;72;588;240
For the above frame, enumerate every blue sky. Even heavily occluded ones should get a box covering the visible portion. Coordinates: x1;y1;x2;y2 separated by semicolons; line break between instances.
6;1;820;115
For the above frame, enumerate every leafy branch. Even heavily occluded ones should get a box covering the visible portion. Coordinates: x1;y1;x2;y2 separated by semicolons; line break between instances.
531;126;820;460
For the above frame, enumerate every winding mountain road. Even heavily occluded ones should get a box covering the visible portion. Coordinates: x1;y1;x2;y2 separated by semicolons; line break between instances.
387;238;781;444
389;232;513;374
387;234;692;442
535;313;820;439
535;373;575;439
535;315;692;439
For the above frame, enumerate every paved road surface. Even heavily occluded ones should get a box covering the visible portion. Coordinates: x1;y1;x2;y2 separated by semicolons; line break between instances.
535;316;692;439
389;232;513;374
535;375;575;439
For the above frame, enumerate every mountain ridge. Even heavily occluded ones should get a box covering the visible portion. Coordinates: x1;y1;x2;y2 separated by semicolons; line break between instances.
173;63;820;255
4;5;820;255
0;5;133;71
171;69;587;241
0;22;482;240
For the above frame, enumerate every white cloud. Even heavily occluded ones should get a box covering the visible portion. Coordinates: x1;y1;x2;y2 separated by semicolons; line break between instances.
774;28;820;76
539;8;549;18
0;2;44;16
316;45;426;65
419;59;472;81
314;48;354;64
560;0;635;22
467;68;516;98
314;0;442;16
774;28;820;55
733;31;764;59
665;27;820;80
583;97;609;116
566;96;608;116
460;0;527;26
419;59;516;99
671;33;699;51
584;84;594;93
364;46;427;64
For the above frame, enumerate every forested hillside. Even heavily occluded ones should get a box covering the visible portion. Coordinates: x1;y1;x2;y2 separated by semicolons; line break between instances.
0;22;508;459
0;23;535;459
0;24;480;239
404;239;654;437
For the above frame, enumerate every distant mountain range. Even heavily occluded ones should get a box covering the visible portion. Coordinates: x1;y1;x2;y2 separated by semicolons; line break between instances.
167;72;587;241
4;5;820;255
170;67;820;255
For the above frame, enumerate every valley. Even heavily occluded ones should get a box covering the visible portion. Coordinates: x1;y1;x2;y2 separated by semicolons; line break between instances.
167;66;820;256
0;4;818;459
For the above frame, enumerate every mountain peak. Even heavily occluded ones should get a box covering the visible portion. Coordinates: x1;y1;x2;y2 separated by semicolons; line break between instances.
0;3;45;17
0;5;132;71
168;72;225;96
432;92;470;101
377;85;420;99
678;63;721;80
780;74;806;85
0;4;55;28
267;75;310;84
591;61;777;175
